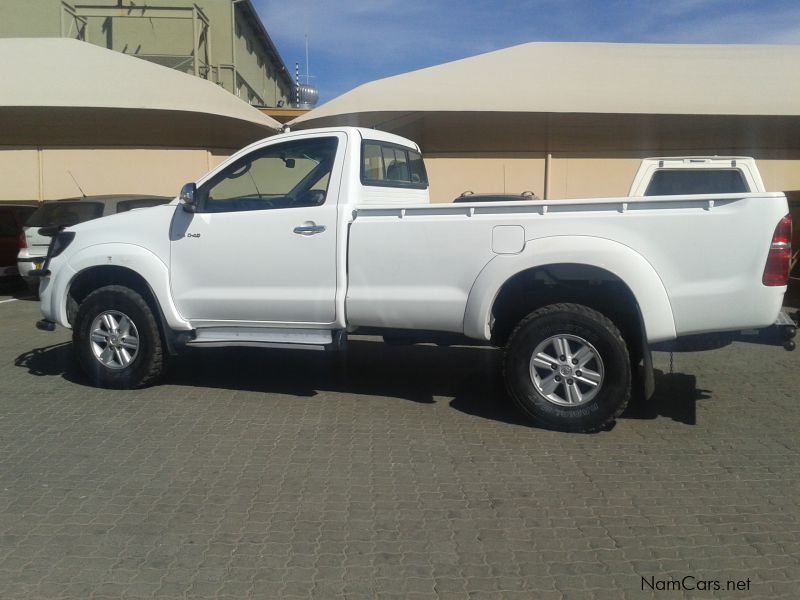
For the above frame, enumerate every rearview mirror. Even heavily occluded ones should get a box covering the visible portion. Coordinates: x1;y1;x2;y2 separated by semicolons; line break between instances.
180;182;197;212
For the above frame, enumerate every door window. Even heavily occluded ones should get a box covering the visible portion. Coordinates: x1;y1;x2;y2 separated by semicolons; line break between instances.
361;141;428;189
198;137;339;213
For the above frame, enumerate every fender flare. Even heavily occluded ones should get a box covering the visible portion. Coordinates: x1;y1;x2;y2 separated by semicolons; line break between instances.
64;243;192;331
462;236;676;343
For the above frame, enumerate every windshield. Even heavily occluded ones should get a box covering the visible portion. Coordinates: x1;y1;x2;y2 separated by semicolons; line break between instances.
199;137;338;212
25;202;104;227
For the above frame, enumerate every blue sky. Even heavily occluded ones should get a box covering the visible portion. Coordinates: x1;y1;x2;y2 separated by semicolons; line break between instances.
255;0;800;103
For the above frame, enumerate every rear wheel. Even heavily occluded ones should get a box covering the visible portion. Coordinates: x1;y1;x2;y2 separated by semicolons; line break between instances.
73;285;164;389
504;303;631;432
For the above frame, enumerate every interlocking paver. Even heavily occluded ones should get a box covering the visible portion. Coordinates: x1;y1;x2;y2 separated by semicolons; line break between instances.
0;285;799;598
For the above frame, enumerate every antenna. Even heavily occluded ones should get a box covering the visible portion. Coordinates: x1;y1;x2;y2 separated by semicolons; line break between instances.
68;170;87;198
293;31;319;109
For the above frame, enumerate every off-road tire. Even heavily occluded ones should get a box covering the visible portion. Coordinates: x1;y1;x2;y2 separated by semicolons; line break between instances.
504;303;631;432
73;285;164;389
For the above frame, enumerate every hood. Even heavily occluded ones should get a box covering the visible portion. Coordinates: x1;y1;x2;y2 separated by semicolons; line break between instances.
62;203;177;268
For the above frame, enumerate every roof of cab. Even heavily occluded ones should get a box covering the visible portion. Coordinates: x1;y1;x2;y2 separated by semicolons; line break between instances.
278;126;421;152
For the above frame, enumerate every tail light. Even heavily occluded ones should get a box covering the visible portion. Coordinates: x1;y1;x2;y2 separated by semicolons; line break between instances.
762;215;792;286
18;229;27;249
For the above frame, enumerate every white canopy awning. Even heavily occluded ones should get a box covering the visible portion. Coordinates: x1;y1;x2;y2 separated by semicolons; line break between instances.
292;42;800;129
0;38;280;147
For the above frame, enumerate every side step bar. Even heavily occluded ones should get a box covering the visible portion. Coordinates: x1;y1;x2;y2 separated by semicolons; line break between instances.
186;327;346;351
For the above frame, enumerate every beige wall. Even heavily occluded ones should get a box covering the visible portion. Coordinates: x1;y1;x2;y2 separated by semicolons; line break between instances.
209;149;233;169
425;154;545;203
755;159;800;193
5;148;798;204
426;154;800;202
0;147;234;201
0;149;40;201
547;157;641;199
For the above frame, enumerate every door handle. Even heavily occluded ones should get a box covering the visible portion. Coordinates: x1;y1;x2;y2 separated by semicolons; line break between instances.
293;224;326;235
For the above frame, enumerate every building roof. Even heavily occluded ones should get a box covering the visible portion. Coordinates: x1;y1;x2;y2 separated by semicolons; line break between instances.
0;37;280;146
292;42;800;128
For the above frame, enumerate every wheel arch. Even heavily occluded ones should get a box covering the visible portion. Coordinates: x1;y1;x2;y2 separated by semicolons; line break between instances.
463;236;676;346
68;265;157;318
63;243;191;333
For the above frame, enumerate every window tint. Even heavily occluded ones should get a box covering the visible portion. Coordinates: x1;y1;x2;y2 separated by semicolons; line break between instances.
116;198;168;213
644;169;749;196
199;137;338;213
26;202;104;227
409;153;426;185
363;143;383;181
382;146;409;181
361;141;428;189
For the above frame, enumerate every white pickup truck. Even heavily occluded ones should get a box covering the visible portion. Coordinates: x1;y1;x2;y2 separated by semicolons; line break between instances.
34;127;792;432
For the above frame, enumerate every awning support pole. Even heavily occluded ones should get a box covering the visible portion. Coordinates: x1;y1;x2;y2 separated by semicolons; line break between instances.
544;152;552;200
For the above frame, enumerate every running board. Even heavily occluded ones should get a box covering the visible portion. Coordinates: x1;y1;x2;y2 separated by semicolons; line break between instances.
187;327;344;350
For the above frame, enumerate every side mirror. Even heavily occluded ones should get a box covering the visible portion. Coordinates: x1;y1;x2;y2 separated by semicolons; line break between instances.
180;182;197;212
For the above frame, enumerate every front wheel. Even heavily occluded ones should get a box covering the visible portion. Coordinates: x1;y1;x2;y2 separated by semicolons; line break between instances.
73;285;164;389
504;303;631;432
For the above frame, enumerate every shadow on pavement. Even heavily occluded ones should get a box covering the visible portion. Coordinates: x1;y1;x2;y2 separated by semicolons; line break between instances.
0;277;37;301
623;369;711;425
14;339;529;426
14;342;75;377
15;338;709;429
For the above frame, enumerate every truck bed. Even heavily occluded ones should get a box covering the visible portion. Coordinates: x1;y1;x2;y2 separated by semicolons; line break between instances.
346;192;788;342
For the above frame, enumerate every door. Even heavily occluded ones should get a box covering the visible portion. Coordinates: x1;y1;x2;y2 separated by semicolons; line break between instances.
170;134;344;325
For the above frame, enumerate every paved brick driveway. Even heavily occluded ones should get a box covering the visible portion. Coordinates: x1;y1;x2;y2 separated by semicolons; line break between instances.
1;283;799;599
